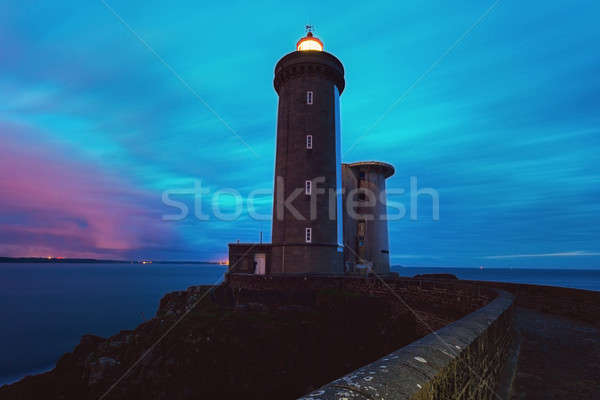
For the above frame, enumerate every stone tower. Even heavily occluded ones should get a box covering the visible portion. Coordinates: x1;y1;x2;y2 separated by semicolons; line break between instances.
342;162;395;274
270;31;345;274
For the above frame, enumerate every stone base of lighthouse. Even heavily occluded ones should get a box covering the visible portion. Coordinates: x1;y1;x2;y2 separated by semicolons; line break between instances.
270;244;343;274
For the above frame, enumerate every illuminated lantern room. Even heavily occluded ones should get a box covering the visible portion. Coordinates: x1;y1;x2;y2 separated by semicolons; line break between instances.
296;31;323;52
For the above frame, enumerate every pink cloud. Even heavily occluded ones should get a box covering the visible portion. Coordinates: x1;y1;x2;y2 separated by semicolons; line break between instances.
0;122;176;259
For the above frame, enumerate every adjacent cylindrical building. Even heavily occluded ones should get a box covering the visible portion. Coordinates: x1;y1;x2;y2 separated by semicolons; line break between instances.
270;32;345;274
342;161;395;274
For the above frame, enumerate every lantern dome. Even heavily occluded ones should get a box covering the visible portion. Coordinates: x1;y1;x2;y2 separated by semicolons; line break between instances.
296;31;323;52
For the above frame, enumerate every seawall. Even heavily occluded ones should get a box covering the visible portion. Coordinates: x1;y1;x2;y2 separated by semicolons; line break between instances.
299;289;514;399
228;274;519;399
226;274;497;336
295;276;600;399
462;280;600;327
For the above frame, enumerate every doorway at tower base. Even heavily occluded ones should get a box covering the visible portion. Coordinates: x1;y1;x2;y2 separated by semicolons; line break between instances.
353;262;373;275
342;161;395;275
228;243;273;275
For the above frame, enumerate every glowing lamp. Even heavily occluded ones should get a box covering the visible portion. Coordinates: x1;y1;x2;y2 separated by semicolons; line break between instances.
296;32;323;52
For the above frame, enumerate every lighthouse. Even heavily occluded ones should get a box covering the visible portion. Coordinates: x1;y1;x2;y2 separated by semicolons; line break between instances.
270;29;345;274
227;29;394;276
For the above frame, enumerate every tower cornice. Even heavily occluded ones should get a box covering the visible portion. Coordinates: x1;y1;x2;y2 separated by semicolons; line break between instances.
273;51;345;94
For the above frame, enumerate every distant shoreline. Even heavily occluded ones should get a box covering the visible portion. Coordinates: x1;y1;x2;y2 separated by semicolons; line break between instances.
0;257;220;264
0;365;54;387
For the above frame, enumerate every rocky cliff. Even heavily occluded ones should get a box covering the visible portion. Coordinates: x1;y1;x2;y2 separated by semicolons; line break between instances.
0;283;426;399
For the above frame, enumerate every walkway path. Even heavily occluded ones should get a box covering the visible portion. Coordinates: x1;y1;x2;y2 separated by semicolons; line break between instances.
510;307;600;399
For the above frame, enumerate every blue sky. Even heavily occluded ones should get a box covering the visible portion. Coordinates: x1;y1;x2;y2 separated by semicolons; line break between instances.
0;0;599;268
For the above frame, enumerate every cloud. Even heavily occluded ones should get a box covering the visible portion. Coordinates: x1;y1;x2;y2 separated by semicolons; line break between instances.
0;122;177;259
391;254;442;259
483;251;600;259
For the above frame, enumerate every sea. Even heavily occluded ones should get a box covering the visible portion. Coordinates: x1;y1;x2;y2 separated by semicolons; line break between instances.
0;263;598;386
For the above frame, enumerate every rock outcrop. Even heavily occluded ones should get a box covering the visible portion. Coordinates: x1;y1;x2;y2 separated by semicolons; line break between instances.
0;284;424;399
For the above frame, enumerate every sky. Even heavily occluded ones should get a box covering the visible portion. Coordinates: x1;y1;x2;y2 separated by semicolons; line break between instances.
0;0;599;268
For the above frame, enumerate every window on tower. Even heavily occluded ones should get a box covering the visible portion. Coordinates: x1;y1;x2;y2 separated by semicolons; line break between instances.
305;227;312;243
358;220;366;238
305;180;312;195
306;135;313;149
306;91;313;105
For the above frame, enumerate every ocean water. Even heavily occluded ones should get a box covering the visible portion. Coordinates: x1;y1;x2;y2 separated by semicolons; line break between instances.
0;263;598;386
392;266;600;292
0;263;227;386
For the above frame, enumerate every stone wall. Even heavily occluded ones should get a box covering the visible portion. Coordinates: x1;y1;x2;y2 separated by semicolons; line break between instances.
298;290;515;400
463;280;600;327
226;274;497;335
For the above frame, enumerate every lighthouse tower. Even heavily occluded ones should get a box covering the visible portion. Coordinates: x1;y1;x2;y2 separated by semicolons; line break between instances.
270;29;345;274
227;30;395;277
